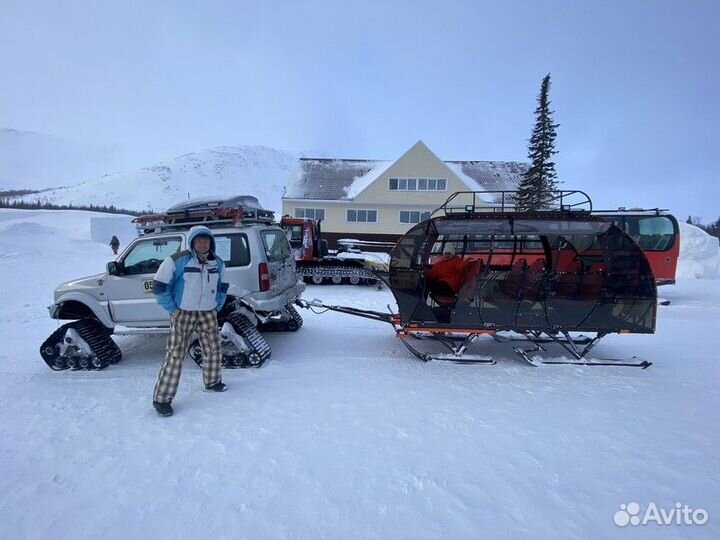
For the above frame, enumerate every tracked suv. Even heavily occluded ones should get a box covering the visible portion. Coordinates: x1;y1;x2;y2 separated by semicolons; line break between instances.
41;196;306;371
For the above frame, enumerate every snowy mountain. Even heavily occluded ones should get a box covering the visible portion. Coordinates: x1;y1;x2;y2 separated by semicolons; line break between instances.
0;128;124;191
14;145;298;214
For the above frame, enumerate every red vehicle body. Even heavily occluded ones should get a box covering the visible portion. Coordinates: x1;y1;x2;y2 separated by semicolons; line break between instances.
279;216;380;284
592;210;680;285
425;209;680;286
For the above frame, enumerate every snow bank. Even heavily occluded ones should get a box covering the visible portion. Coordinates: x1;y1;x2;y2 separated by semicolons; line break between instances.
677;221;720;279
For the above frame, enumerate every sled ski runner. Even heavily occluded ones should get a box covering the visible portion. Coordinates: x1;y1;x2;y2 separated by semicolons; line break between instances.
296;299;650;367
399;331;496;364
510;331;651;368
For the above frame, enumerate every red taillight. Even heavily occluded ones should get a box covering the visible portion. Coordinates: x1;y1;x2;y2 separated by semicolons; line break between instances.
259;262;270;292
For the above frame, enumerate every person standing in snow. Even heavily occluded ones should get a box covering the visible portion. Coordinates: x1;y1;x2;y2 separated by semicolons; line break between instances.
151;225;229;417
425;243;470;298
110;235;120;255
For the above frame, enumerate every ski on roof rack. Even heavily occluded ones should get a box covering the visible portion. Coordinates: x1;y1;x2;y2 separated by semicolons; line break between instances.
133;195;275;234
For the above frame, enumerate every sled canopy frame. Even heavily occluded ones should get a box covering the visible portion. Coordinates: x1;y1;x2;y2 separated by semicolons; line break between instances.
295;191;657;368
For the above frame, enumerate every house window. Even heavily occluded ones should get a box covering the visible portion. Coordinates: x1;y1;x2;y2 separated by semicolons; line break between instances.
389;177;447;191
294;208;325;221
399;210;431;224
347;209;378;223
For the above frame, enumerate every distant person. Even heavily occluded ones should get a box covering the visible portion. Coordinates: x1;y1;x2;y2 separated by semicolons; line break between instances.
425;244;470;298
151;225;229;417
109;235;120;255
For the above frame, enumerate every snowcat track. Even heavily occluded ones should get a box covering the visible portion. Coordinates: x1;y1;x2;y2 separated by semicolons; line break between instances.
258;304;304;332
39;319;122;371
301;265;379;285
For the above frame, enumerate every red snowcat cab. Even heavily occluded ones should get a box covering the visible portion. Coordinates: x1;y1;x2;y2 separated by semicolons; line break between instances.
279;216;385;285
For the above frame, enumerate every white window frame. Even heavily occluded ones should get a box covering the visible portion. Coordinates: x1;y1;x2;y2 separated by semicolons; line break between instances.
399;210;431;224
294;207;325;221
346;209;378;223
389;177;448;192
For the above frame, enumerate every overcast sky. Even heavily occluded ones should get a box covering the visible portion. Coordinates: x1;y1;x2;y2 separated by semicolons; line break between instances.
1;0;718;221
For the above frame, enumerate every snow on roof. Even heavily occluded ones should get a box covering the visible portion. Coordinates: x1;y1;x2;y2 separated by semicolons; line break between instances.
285;158;529;201
445;161;529;204
284;159;380;200
343;161;393;198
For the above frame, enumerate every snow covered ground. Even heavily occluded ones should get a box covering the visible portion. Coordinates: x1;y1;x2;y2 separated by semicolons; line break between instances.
0;209;718;540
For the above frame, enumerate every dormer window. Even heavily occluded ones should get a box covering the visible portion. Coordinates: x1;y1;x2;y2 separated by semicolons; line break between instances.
389;178;447;191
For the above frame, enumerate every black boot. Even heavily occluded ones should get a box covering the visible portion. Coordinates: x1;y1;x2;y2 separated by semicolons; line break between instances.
205;381;227;392
153;401;173;416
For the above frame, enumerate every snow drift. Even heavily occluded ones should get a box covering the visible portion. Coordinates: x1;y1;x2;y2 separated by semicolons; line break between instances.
678;221;719;279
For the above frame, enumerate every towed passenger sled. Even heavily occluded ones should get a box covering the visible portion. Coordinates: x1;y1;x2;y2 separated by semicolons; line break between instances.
298;191;657;368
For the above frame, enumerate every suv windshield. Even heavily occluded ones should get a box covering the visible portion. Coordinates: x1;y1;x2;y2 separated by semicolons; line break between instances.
123;237;183;275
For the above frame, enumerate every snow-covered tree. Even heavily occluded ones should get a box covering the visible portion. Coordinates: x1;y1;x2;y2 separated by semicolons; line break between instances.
516;74;560;211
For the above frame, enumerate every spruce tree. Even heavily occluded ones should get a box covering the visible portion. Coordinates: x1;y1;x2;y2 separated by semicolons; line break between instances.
516;74;560;211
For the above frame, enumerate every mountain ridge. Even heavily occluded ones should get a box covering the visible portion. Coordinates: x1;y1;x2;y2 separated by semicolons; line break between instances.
10;141;299;214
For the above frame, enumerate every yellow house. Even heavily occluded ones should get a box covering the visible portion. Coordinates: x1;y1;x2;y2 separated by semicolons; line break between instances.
282;141;527;247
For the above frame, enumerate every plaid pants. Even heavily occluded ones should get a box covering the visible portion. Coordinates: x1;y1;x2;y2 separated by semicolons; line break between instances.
153;309;222;403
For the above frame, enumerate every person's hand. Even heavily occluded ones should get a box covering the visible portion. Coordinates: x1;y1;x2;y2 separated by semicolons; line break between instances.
170;310;180;321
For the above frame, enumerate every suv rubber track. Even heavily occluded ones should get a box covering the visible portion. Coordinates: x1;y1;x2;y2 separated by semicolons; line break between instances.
258;304;304;332
226;312;272;365
39;319;122;371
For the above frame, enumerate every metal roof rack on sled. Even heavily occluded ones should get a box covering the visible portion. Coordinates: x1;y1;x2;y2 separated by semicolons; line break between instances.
431;190;593;218
132;195;275;234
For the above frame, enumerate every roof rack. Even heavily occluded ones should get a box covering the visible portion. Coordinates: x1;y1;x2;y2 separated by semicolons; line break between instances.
133;195;275;234
430;190;593;218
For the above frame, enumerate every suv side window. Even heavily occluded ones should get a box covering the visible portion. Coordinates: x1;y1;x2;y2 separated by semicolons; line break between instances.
214;233;251;267
261;230;291;262
123;237;183;275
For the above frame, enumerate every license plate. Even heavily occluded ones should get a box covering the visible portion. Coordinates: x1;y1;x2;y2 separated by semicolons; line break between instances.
142;279;155;295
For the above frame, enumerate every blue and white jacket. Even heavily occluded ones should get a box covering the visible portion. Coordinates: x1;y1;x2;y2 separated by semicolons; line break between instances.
152;226;229;313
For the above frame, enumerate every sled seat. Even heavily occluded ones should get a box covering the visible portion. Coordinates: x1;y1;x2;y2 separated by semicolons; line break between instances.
580;262;608;298
457;259;486;303
523;259;547;301
429;259;486;312
555;259;584;297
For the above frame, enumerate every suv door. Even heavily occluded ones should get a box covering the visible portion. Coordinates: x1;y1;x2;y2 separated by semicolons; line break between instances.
105;235;184;322
260;229;296;294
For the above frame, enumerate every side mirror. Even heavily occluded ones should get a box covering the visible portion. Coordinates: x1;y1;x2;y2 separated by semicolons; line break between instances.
107;261;123;276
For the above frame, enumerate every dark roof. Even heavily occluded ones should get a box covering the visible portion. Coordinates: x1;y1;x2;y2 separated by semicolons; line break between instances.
284;157;528;200
446;161;529;203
